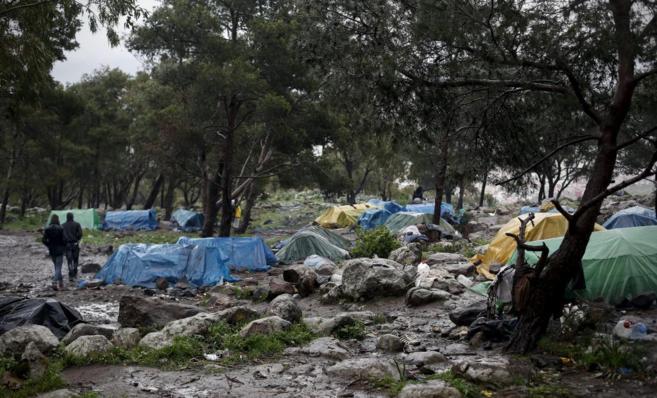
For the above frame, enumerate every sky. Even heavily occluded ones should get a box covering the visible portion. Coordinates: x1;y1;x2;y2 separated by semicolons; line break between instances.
51;0;160;85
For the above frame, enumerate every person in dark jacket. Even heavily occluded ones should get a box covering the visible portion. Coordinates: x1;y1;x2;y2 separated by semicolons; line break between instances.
62;212;83;282
42;214;66;290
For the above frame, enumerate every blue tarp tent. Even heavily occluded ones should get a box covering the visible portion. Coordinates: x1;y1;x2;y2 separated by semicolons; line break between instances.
404;202;454;218
520;206;540;215
172;209;204;232
603;206;657;229
96;244;237;288
358;209;393;230
177;236;277;272
102;209;158;231
367;199;404;214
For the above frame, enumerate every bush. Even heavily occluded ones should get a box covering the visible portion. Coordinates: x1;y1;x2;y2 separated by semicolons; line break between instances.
351;227;400;258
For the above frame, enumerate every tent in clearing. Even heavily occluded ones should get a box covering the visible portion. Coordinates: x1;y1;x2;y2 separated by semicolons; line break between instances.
383;211;457;236
512;226;657;305
358;209;393;230
404;202;455;218
473;212;605;279
102;209;158;231
171;209;204;232
276;227;350;264
603;206;657;229
177;236;277;272
315;203;377;228
48;209;100;230
367;199;404;214
96;243;237;288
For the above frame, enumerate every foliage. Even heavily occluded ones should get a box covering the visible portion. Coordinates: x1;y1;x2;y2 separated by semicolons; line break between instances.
431;370;481;398
428;241;476;259
81;230;184;246
333;320;366;341
351;228;400;259
0;357;66;398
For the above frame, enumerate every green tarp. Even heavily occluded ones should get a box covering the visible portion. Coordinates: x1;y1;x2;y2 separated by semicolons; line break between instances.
513;225;657;305
384;211;456;235
275;226;350;264
47;209;100;230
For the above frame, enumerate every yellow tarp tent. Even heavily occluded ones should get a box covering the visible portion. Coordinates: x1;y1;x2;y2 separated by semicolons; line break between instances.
315;203;377;228
472;212;605;279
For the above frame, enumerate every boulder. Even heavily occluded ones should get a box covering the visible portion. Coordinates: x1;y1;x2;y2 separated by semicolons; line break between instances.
111;328;141;349
340;258;412;301
80;263;102;274
467;221;488;233
239;316;291;337
316;262;337;276
406;287;451;307
217;306;259;325
252;286;271;302
403;351;447;366
426;253;468;266
118;295;202;329
449;301;487;327
61;323;115;346
37;389;80;398
21;341;47;379
269;279;296;298
267;294;302;323
296;337;350;360
376;334;405;353
326;358;400;381
388;244;421;266
283;267;318;297
65;335;113;357
0;325;59;356
454;361;513;386
443;262;476;276
304;311;376;335
398;380;461;398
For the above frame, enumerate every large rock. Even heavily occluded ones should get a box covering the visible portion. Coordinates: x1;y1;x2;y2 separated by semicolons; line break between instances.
111;328;141;349
326;358;400;381
376;334;405;353
454;361;513;386
267;294;302;323
65;335;113;357
37;389;80;398
0;325;59;356
449;301;487;326
340;258;412;301
269;279;296;298
426;253;468;266
239;316;291;337
398;380;461;398
403;351;447;366
388;244;422;266
283;266;319;297
406;287;451;307
22;341;47;379
303;311;376;335
118;296;202;329
61;323;115;346
295;337;350;360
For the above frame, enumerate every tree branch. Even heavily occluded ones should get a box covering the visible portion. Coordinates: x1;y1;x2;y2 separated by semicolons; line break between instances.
557;60;602;124
551;199;574;223
633;68;657;85
0;0;53;17
617;125;657;150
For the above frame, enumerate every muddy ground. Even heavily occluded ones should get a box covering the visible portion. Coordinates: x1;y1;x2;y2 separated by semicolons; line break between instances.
1;230;656;397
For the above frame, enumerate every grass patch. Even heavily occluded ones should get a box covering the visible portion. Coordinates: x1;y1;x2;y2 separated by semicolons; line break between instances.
370;375;407;396
1;213;46;232
333;320;366;340
427;241;477;258
0;358;66;398
81;230;184;246
430;370;481;398
351;227;400;258
527;384;573;398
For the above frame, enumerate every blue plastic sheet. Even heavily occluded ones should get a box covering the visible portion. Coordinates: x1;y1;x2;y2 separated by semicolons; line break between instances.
519;206;540;215
96;244;237;288
404;202;454;217
603;206;657;229
358;209;392;230
171;209;204;232
367;199;404;214
102;209;159;231
177;236;277;272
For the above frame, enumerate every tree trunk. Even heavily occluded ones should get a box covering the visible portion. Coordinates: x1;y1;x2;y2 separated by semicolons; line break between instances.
0;124;19;224
235;182;258;234
218;102;239;237
77;183;84;209
479;170;488;208
143;174;164;209
537;174;546;202
432;131;450;225
126;172;143;210
346;191;356;205
163;179;176;221
654;172;656;216
445;186;453;205
457;175;465;210
201;173;221;237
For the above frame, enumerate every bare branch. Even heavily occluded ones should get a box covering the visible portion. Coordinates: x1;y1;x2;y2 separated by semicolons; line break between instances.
557;60;602;124
633;68;657;85
617;125;657;150
551;199;574;223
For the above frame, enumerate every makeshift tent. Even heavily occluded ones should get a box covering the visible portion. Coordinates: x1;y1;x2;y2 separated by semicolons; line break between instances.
383;211;457;236
404;202;455;218
512;226;657;305
473;213;605;279
97;243;237;288
300;225;350;249
0;297;82;339
603;206;657;229
520;205;576;215
171;209;204;232
48;209;100;230
276;229;350;263
367;199;404;214
177;236;277;272
102;208;158;231
358;209;393;230
519;206;540;215
315;203;376;228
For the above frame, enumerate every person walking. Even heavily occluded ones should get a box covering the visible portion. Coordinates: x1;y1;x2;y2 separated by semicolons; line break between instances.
62;212;83;282
42;214;66;290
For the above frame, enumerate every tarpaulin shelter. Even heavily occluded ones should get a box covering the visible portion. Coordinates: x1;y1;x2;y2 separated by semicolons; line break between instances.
48;209;100;230
384;211;456;236
603;206;657;229
367;199;404;214
301;225;350;249
512;226;657;305
96;243;237;288
519;206;540;215
177;236;277;272
276;228;350;264
473;213;605;279
172;209;204;232
404;202;455;218
358;209;393;230
315;203;377;228
102;208;158;231
0;297;82;339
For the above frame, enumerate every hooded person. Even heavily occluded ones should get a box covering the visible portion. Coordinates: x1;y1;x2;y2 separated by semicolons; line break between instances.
62;212;83;281
42;214;66;290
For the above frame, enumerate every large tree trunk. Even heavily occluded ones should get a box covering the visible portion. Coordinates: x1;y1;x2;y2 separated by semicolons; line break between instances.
0;123;19;224
163;178;176;221
126;172;143;210
537;174;546;202
218;102;239;237
235;182;258;234
478;170;488;208
201;173;221;237
457;175;465;210
143;174;164;209
432;131;450;225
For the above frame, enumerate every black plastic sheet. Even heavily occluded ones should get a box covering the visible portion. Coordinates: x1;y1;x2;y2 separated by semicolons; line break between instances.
0;296;83;339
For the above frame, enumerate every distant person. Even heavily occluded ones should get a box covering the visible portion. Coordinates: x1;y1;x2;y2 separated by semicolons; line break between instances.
412;186;425;202
62;212;83;282
42;214;66;290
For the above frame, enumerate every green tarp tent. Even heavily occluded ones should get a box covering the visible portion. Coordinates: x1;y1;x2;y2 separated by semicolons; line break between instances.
513;225;657;305
47;209;100;230
275;226;350;264
384;211;456;236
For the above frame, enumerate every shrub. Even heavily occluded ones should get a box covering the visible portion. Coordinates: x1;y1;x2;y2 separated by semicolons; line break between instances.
351;227;400;258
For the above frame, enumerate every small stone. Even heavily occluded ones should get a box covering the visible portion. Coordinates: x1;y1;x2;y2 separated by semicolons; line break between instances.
403;351;447;366
65;335;113;357
406;287;451;306
326;358;400;381
252;287;270;302
267;294;302;323
398;380;461;398
239;316;291;337
155;277;169;290
376;334;405;353
269;279;296;298
21;342;47;379
298;337;350;360
80;263;102;274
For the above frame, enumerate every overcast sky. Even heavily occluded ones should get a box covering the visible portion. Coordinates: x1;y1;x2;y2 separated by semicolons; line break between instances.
51;0;160;85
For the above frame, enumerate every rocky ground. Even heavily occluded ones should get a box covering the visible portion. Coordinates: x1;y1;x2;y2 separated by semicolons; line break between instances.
1;193;657;397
